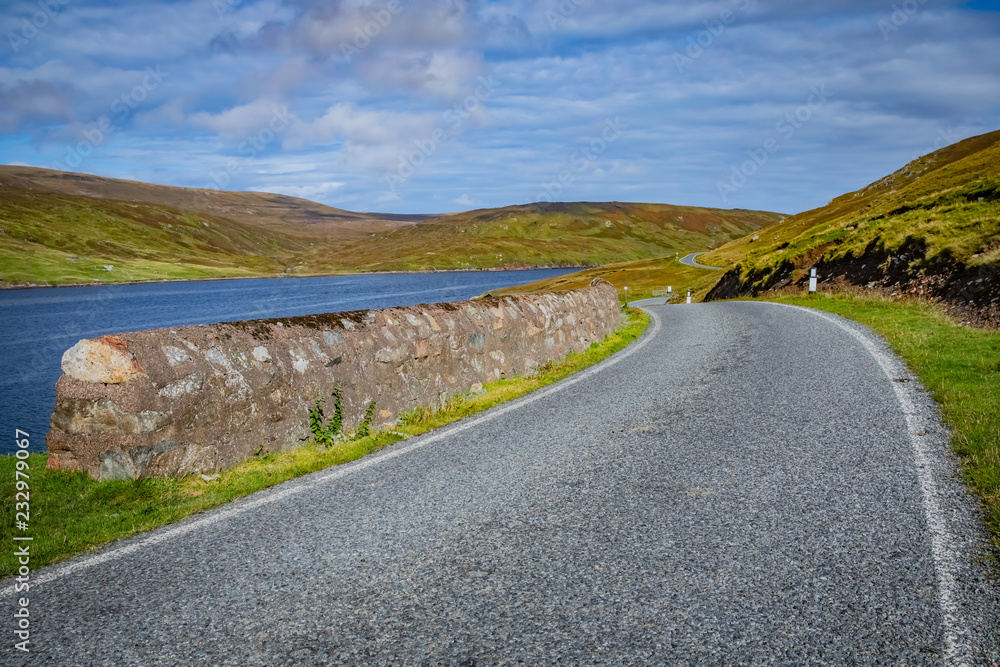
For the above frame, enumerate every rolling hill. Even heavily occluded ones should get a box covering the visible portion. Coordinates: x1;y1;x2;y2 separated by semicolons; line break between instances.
700;129;1000;325
320;202;783;273
0;166;782;287
0;166;430;238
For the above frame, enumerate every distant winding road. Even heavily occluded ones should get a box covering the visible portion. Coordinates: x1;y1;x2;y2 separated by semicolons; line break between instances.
679;252;723;269
5;303;998;665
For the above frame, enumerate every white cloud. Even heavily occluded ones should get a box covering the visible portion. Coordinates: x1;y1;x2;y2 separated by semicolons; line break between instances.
257;181;345;198
376;190;401;203
189;99;296;143
284;102;442;171
358;49;484;100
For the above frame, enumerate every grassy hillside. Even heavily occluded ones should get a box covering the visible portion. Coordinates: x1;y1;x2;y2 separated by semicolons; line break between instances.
0;166;429;238
701;129;1000;319
320;202;782;273
0;167;782;286
495;255;723;304
0;189;312;285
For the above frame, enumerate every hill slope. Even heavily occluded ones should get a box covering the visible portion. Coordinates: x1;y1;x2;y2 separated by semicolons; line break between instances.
703;129;1000;325
0;167;782;286
0;166;430;238
322;202;783;272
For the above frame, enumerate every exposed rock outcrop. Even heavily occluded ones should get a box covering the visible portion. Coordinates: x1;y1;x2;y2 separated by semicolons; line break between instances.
706;239;1000;328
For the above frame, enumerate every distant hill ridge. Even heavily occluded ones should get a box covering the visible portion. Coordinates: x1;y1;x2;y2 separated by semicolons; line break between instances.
0;166;431;237
0;166;782;287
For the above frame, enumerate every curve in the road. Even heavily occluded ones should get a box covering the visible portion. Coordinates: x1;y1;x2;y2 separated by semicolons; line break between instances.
7;302;997;665
679;251;723;269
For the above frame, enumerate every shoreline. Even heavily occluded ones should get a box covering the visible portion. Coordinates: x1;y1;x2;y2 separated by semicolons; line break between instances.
0;265;591;291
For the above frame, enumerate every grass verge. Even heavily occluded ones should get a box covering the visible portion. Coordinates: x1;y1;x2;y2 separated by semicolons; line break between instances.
0;307;649;578
766;292;1000;554
495;256;724;304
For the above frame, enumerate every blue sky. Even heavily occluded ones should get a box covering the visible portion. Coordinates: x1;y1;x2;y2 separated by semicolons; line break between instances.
1;0;998;215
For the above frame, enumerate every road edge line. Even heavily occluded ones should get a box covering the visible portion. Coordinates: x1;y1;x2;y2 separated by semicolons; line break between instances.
763;301;971;666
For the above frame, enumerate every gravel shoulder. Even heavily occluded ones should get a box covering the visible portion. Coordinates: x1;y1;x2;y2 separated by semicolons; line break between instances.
6;302;998;665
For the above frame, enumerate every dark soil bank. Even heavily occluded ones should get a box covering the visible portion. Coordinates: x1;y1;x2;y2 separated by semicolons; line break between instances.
706;238;1000;328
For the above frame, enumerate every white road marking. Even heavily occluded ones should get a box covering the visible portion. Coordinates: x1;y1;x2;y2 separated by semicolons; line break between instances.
766;302;971;666
2;309;663;595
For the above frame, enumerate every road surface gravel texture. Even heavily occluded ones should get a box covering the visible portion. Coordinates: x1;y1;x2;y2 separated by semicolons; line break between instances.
5;302;999;665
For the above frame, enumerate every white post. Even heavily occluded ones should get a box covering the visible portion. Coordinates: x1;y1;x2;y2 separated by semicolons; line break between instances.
624;286;628;305
686;291;692;304
809;268;818;293
667;286;672;293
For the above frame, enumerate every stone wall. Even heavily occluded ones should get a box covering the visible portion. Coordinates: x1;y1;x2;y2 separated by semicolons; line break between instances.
46;279;621;480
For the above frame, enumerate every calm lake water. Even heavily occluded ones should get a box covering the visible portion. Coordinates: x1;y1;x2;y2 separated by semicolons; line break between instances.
0;269;574;454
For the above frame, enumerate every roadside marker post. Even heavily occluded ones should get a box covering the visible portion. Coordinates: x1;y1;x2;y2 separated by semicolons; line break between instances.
686;291;692;304
624;286;628;306
809;268;818;293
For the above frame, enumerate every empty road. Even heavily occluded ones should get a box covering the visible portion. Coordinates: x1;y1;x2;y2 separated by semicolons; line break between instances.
5;302;998;665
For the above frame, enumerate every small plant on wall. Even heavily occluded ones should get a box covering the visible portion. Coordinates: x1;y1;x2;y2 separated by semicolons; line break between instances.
308;387;378;444
308;385;344;446
355;400;377;439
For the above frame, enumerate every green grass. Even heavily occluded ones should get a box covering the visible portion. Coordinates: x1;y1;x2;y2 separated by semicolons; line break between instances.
766;292;1000;554
0;308;649;577
495;255;725;304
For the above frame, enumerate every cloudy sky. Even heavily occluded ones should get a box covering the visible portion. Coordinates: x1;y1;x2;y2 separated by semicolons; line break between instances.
1;0;999;215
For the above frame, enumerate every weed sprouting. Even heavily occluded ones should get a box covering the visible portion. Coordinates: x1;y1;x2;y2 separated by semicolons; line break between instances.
309;385;345;446
310;386;376;443
355;400;377;440
308;398;330;445
330;385;344;435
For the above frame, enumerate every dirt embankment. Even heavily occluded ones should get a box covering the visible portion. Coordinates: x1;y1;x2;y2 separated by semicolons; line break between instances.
707;239;1000;328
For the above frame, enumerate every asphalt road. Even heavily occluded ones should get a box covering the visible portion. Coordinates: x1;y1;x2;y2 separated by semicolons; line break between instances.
679;252;722;269
6;302;999;665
